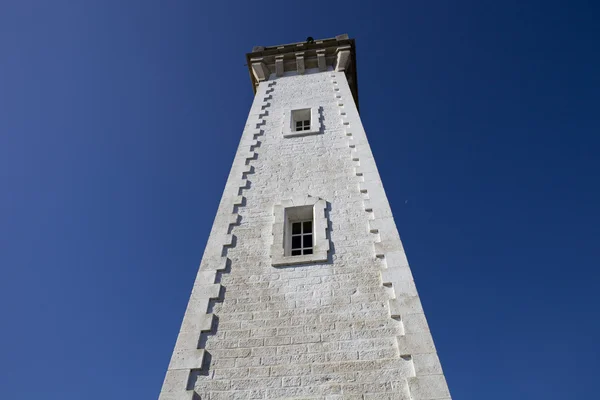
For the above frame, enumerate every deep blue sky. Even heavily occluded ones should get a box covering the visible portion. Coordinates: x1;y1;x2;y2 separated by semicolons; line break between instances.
1;1;599;399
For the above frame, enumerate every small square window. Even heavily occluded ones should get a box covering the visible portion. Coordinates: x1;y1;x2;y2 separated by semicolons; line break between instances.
283;107;321;138
291;109;311;133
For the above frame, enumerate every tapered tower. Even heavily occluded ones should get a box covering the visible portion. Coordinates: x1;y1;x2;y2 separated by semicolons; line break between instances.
159;34;451;400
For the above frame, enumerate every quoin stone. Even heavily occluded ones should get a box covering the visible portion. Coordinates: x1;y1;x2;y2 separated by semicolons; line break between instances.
159;34;452;400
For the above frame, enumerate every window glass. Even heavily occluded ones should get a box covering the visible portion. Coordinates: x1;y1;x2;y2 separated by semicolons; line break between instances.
292;236;302;249
292;222;302;235
303;221;312;232
303;234;313;248
289;216;314;256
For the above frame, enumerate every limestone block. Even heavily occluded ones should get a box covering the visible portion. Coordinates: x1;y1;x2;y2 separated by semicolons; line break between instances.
363;198;393;218
374;240;404;255
407;375;451;400
160;369;190;393
181;305;214;328
169;348;206;370
412;353;443;376
198;255;227;271
403;313;430;334
193;270;217;286
361;171;382;183
227;213;240;226
174;330;202;350
388;295;423;317
381;266;413;285
391;280;419;297
233;195;244;206
359;181;386;198
223;234;234;247
397;333;437;355
190;283;221;300
383;250;410;269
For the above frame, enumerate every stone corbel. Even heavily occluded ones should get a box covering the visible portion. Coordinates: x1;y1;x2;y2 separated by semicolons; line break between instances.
335;45;352;72
275;55;284;77
316;49;327;71
295;52;305;75
251;58;270;82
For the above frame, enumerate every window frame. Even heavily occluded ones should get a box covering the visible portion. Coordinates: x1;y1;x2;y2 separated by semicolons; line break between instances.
283;107;321;138
271;196;330;266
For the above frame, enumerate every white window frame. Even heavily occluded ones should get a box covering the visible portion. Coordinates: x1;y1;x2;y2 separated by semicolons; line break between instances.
282;107;321;138
271;196;330;266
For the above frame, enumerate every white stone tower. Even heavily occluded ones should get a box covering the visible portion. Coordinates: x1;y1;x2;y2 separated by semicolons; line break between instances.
159;34;452;400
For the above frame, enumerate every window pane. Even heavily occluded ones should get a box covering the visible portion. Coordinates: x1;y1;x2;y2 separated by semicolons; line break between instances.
303;221;312;233
304;120;310;126
303;234;313;248
304;249;313;255
291;250;302;256
296;121;302;128
303;126;310;130
292;222;301;235
292;236;302;249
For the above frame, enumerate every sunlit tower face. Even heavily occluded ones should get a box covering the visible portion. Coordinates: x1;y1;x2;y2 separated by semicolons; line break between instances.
159;34;452;400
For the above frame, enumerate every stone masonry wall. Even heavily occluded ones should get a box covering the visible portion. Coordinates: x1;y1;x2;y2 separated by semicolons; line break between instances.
159;68;451;400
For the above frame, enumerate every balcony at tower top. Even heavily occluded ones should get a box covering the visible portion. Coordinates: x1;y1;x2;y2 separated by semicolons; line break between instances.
245;34;359;108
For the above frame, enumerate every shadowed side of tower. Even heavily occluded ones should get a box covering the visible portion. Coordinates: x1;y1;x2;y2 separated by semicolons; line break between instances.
159;34;452;400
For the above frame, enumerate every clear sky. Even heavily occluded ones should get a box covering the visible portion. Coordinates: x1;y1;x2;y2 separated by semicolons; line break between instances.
1;1;599;399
